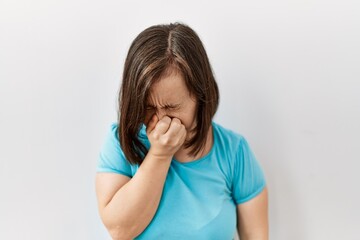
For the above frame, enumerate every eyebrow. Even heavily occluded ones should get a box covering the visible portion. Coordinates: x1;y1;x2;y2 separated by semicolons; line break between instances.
146;103;181;109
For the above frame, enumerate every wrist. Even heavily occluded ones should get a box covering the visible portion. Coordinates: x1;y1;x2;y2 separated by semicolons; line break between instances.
147;148;173;163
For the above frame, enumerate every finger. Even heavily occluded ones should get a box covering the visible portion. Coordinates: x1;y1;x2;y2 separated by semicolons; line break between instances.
154;115;172;135
163;117;183;138
146;114;158;135
179;125;187;145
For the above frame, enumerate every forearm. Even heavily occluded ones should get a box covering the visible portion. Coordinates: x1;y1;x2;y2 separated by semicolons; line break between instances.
103;152;171;239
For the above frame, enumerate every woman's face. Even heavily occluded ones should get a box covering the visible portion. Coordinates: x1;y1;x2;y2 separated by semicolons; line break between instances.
144;69;197;137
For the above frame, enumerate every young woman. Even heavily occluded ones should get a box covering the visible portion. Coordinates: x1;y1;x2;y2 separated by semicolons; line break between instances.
95;22;268;240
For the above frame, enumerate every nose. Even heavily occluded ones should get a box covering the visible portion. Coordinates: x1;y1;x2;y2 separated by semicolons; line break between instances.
155;109;167;120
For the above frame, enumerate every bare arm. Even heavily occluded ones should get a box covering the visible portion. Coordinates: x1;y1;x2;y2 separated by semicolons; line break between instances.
95;115;186;240
237;186;269;240
96;152;172;240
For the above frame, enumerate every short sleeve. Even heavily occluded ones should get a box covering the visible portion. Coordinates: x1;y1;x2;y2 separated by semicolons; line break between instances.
96;123;133;178
232;136;266;205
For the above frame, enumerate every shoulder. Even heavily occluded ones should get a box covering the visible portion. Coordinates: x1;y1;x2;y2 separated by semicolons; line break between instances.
100;122;146;164
101;122;124;158
212;121;246;153
212;121;258;174
108;122;149;143
109;122;119;139
211;121;250;189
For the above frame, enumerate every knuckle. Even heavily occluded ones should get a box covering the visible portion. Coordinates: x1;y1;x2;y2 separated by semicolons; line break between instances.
160;116;170;123
161;137;170;145
172;118;181;124
157;121;167;128
181;125;186;132
152;132;159;139
162;116;171;122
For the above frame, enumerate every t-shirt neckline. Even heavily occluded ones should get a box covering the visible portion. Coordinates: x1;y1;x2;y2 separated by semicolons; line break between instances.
172;121;217;166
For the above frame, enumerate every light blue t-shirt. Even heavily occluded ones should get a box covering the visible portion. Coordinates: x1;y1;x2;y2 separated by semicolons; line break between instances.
97;121;266;240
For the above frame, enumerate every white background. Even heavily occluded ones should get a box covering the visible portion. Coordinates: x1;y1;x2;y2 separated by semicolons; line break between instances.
1;0;359;239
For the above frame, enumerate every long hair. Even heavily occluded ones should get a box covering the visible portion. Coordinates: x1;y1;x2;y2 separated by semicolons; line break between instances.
117;22;219;165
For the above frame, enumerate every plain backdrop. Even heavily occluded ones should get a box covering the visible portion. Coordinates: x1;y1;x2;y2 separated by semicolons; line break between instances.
1;0;359;239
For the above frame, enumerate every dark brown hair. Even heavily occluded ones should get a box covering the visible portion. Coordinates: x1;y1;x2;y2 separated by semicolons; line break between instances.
117;22;219;165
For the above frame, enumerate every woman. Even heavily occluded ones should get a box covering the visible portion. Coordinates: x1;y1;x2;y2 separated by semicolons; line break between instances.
95;22;268;240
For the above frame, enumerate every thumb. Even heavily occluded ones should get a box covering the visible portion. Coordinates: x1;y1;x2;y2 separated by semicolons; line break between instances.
146;114;158;135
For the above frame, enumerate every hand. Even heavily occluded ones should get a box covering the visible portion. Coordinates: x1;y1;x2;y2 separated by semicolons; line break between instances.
146;114;187;160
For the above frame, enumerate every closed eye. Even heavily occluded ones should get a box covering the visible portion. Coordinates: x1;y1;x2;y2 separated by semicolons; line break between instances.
164;104;181;110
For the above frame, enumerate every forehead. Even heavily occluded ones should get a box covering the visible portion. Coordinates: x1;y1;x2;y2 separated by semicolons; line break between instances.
147;69;189;103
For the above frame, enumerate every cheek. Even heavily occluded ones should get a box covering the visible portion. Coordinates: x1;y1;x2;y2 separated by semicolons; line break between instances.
176;111;196;130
